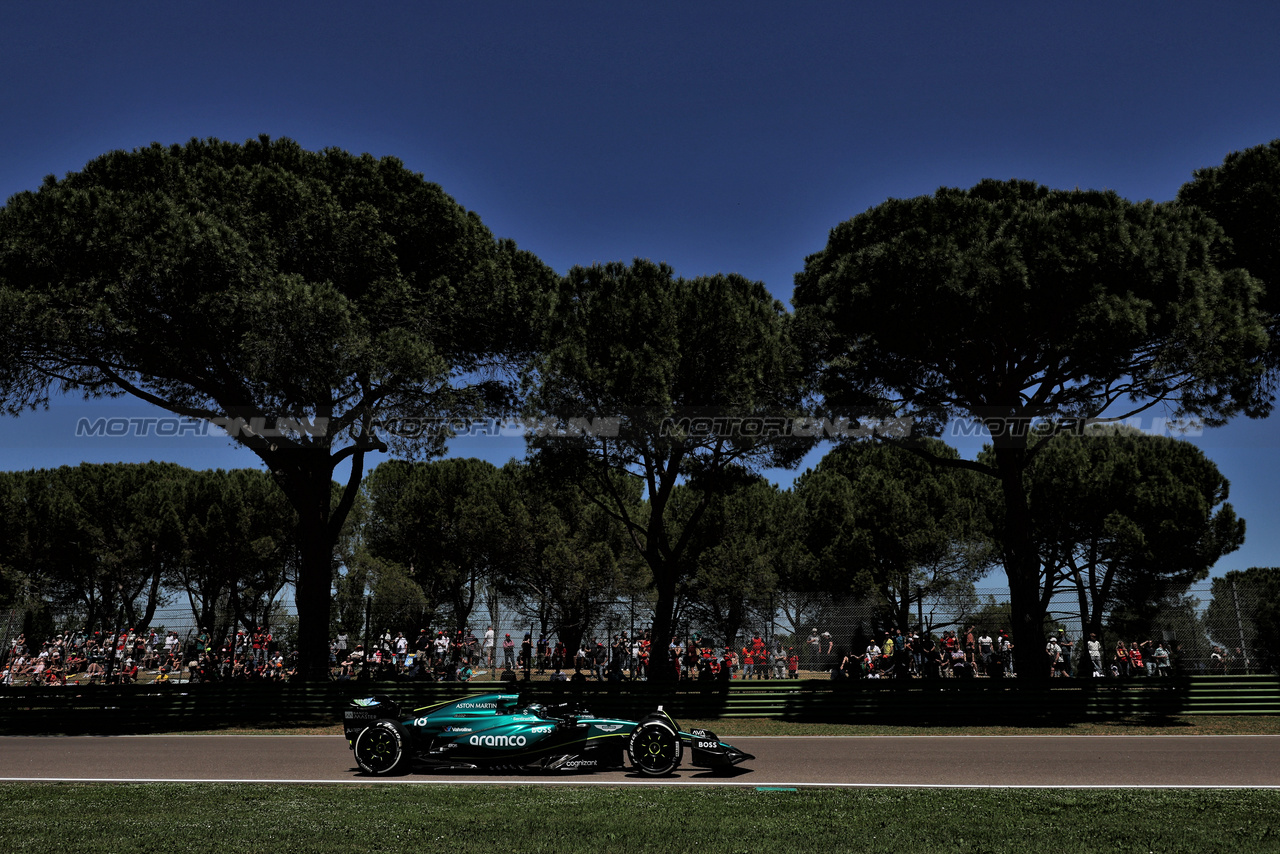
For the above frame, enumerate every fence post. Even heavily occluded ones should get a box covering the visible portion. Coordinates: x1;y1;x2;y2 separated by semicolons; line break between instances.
1231;579;1252;674
362;596;372;681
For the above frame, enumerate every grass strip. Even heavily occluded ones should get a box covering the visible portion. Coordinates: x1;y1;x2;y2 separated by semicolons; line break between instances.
1;784;1278;854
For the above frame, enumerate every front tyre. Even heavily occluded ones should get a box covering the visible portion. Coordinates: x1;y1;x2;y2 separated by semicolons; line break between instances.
353;719;410;776
627;720;682;776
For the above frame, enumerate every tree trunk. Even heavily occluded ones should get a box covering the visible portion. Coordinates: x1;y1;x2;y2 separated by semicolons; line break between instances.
993;443;1050;682
648;568;677;683
273;454;340;682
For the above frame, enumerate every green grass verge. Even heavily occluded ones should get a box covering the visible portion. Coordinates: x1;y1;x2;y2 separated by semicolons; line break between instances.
1;784;1278;853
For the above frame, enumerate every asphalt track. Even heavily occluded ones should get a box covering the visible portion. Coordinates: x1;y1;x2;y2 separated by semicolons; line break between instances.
2;735;1279;787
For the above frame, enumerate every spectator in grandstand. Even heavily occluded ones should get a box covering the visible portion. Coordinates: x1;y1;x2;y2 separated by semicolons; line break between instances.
1138;639;1156;676
1115;640;1131;676
637;634;651;680
1046;636;1063;677
997;630;1014;676
503;633;515;669
612;634;627;669
1128;641;1145;676
1057;632;1074;677
1087;633;1103;676
923;635;944;679
1153;642;1171;676
750;635;767;679
592;641;609;681
976;631;994;675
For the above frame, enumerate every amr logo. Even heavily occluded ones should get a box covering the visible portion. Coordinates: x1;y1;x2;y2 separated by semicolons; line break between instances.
469;734;528;747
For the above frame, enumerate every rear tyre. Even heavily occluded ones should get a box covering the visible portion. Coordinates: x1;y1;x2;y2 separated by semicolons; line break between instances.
627;720;682;776
353;719;410;776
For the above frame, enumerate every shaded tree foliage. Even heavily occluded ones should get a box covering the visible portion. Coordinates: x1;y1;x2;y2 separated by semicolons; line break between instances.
2;463;187;632
174;468;303;641
677;478;804;649
1179;139;1280;382
793;179;1269;678
0;137;555;677
0;463;300;640
498;459;645;658
529;259;810;680
1204;567;1280;673
984;427;1243;651
795;438;994;632
361;458;520;634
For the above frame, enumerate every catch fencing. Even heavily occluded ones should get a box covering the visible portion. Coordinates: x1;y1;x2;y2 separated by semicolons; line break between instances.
2;578;1274;681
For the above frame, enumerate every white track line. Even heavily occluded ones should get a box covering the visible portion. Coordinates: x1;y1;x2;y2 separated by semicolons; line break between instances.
3;777;1279;790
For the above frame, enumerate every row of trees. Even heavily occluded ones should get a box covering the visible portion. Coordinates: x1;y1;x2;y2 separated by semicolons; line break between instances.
1;136;1278;679
0;417;1247;667
0;463;299;643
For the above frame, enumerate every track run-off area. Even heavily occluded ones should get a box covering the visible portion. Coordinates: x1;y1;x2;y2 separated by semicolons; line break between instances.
3;734;1279;788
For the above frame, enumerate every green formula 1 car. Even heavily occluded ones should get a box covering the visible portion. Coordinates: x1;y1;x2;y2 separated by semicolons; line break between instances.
343;691;754;777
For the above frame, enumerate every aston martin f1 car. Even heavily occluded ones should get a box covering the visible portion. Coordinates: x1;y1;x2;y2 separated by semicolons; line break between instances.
343;691;754;776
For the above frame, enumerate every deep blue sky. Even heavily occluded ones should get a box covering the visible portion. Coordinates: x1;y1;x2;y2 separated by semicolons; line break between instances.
2;2;1278;576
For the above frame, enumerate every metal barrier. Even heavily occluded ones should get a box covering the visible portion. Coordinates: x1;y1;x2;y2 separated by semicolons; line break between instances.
2;675;1277;734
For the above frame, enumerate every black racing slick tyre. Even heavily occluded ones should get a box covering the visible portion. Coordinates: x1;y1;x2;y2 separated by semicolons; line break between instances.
353;719;410;776
627;719;682;776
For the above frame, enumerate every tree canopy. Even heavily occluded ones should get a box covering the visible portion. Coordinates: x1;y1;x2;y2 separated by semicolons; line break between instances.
795;438;994;631
998;427;1243;649
793;179;1269;677
1179;139;1280;384
0;136;556;677
0;463;300;647
1204;567;1280;673
529;258;810;679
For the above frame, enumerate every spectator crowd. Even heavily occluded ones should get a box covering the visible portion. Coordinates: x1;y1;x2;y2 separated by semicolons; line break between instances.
0;620;1254;686
0;625;294;685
